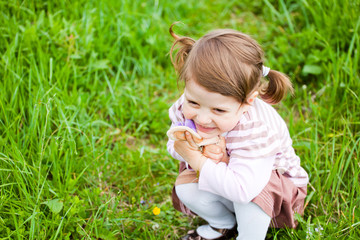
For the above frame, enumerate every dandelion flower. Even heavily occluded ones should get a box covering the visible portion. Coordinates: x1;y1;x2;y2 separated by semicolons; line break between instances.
153;206;160;215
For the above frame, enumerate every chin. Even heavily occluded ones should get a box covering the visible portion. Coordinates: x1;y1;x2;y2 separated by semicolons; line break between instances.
198;131;219;139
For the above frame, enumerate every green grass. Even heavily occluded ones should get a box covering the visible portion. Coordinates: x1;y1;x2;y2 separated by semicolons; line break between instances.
0;0;359;239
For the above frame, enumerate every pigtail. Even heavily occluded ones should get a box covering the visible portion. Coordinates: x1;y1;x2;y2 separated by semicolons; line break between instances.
259;70;294;104
169;22;195;73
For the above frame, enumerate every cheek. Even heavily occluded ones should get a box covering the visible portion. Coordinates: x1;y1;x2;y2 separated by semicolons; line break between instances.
182;105;195;120
216;115;240;132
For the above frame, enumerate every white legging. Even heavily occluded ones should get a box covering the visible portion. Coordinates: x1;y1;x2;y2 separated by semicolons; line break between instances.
176;183;271;240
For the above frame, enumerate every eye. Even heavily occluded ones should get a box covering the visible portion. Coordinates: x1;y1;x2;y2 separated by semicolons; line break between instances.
214;108;226;113
187;100;199;106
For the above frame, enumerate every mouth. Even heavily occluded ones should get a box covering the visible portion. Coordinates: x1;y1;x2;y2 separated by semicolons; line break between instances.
195;123;216;133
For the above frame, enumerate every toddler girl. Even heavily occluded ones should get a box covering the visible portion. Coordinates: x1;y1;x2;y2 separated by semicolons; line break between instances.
167;24;309;240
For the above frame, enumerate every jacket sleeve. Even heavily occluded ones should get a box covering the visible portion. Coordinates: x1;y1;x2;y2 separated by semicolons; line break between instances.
167;95;186;162
198;120;280;203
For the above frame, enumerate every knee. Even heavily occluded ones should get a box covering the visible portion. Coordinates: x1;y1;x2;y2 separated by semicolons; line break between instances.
175;183;199;205
176;183;219;207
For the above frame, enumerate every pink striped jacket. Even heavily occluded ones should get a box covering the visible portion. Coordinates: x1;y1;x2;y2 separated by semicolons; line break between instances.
167;95;309;203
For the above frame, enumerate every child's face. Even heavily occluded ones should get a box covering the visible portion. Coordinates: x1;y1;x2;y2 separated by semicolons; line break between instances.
183;79;248;139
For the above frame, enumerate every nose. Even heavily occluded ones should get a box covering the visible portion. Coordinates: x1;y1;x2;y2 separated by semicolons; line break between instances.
195;111;212;125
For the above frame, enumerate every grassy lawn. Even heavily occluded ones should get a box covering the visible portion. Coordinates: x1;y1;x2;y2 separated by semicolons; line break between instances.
0;0;359;239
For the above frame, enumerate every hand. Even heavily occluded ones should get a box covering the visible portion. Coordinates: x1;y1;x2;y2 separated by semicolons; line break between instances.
173;131;207;172
173;131;203;144
202;136;229;164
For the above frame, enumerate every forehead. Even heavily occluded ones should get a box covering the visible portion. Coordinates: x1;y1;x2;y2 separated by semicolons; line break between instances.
185;79;240;108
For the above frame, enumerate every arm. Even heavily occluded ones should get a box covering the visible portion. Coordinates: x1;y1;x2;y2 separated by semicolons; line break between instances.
198;154;275;203
198;121;280;203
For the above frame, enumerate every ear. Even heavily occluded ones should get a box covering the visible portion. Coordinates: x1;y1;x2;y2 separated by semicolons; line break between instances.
238;91;259;116
247;91;259;104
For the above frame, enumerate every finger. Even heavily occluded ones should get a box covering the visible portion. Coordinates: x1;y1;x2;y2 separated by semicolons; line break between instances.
181;130;202;144
173;131;186;141
192;135;203;144
203;144;221;154
173;137;191;153
207;154;224;164
185;131;199;148
203;151;223;161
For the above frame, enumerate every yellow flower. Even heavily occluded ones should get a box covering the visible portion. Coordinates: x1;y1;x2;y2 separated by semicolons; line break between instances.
152;206;160;215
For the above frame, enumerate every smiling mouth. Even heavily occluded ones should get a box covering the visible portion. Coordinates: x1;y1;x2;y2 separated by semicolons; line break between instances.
195;123;216;133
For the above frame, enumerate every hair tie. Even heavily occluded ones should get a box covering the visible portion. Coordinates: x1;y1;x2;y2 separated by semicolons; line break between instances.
262;66;270;77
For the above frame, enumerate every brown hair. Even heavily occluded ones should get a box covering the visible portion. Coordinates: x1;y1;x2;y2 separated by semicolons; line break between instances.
169;23;293;104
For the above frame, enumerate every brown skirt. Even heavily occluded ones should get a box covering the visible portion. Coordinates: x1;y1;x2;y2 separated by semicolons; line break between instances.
172;162;307;229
